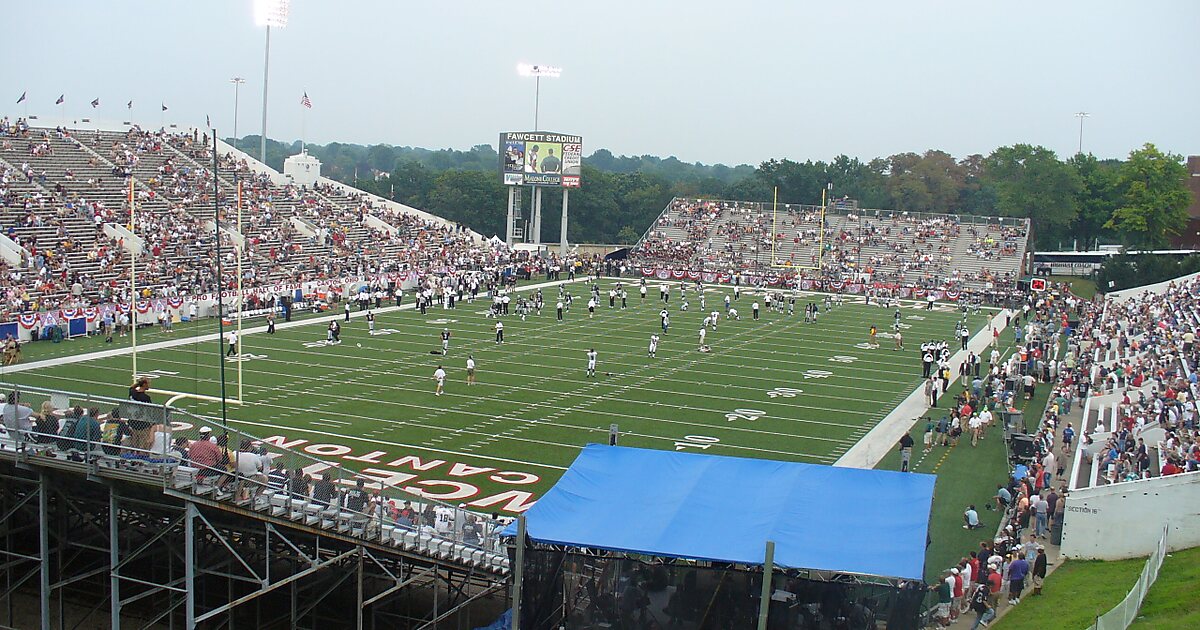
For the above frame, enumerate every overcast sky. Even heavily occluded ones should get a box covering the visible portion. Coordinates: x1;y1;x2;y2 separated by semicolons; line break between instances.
6;1;1198;167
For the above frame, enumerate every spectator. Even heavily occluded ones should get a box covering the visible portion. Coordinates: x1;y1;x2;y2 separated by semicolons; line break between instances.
963;504;982;530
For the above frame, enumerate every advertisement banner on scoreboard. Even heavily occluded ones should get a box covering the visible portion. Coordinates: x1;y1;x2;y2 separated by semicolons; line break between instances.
499;131;583;188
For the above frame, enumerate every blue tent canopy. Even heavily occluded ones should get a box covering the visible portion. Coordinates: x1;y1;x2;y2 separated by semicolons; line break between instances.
509;445;936;581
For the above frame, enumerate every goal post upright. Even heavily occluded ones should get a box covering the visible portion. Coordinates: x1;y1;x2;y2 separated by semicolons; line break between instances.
236;180;244;404
767;184;831;275
769;186;778;269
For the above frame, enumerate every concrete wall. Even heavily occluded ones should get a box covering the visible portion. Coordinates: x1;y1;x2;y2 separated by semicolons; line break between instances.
0;233;28;267
1106;270;1200;303
102;223;143;254
1061;471;1200;560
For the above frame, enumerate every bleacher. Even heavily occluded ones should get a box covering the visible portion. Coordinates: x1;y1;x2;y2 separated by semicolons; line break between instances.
631;197;1030;291
0;119;514;317
1068;276;1200;490
0;383;511;577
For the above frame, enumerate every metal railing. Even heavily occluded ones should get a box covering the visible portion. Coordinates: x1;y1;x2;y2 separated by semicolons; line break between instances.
1087;526;1168;630
0;382;511;574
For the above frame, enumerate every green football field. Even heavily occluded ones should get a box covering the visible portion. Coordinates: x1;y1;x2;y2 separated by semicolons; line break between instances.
3;279;995;513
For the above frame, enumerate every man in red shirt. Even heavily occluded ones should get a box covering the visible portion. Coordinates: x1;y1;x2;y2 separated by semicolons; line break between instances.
987;563;1003;609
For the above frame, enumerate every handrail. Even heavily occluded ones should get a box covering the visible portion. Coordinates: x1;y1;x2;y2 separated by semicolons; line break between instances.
0;382;511;568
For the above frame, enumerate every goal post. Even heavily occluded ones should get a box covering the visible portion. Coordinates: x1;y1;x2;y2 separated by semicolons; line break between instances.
769;184;829;273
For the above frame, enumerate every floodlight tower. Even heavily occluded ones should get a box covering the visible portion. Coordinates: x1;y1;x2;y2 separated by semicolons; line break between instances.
517;63;561;132
1074;111;1090;155
230;77;246;141
517;64;561;247
255;0;290;165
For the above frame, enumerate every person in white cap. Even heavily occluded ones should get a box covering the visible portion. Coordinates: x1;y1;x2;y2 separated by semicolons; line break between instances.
198;426;216;443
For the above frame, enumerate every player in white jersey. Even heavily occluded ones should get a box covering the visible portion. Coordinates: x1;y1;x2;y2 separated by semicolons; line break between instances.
466;355;476;385
433;365;446;396
698;326;707;348
586;349;597;377
728;308;740;321
648;334;659;357
710;311;720;330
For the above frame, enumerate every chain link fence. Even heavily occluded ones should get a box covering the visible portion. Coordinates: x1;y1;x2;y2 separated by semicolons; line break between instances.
1088;526;1168;630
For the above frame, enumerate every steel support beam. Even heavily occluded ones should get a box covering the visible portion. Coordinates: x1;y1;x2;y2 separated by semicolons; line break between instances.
37;474;48;630
193;548;356;624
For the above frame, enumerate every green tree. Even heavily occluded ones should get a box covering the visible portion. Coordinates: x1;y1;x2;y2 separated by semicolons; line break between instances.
1104;143;1193;249
616;225;642;245
1069;154;1122;250
983;144;1082;247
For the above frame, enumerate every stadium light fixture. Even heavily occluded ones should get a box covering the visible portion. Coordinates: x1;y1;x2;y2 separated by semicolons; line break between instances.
517;63;561;131
255;0;290;164
517;64;562;78
254;0;290;28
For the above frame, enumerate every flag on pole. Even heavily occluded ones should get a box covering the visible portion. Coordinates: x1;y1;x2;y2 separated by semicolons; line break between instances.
90;98;100;108
16;92;26;104
127;100;133;109
55;95;64;105
301;92;312;109
161;103;168;112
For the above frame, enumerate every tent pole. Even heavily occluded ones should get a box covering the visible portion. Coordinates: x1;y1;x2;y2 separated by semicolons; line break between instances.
757;540;775;630
512;515;526;629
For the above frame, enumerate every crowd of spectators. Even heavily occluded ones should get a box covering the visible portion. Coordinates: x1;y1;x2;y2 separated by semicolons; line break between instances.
927;273;1200;627
0;119;598;322
630;198;1029;293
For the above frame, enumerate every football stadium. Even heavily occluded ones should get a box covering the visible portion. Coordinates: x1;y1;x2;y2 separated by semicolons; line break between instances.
2;2;1199;629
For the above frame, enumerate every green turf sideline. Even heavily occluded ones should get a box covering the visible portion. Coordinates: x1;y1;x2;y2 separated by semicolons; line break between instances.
0;275;599;376
836;308;1012;468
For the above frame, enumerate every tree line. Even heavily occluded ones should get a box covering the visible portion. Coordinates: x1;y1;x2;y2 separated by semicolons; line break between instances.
231;136;1192;249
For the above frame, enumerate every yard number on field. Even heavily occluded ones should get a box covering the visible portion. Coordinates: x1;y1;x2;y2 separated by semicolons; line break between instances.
675;435;720;451
767;387;803;398
725;408;766;422
802;369;833;379
829;355;858;364
133;370;179;379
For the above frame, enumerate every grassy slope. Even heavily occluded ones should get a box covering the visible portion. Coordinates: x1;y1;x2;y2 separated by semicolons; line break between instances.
1130;545;1200;629
5;281;989;506
992;556;1145;630
1047;275;1098;300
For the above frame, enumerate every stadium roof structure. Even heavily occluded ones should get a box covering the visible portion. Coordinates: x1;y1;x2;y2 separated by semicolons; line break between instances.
509;444;936;581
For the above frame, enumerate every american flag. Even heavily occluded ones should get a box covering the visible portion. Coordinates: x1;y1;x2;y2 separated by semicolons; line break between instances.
301;92;312;109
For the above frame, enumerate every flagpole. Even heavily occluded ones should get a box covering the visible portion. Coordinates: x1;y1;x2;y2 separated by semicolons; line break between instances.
301;99;306;154
129;178;138;380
